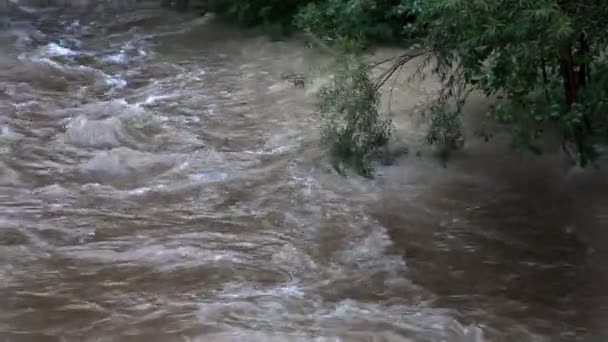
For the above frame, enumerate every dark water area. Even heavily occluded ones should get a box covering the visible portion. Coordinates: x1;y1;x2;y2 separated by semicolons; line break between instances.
1;2;608;341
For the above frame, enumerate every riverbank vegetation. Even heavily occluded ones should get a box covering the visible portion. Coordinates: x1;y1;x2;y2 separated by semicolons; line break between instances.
318;54;392;176
166;0;608;175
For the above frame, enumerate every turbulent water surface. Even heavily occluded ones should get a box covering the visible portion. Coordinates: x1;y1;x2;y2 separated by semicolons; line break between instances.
1;3;608;341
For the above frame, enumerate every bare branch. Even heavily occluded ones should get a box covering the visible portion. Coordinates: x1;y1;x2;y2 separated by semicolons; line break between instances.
373;49;431;91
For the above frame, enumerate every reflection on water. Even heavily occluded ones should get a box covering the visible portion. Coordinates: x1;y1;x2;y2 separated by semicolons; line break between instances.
1;2;607;341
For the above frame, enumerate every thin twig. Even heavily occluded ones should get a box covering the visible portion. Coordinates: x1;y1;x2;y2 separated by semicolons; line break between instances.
387;61;406;117
369;56;400;69
373;49;430;91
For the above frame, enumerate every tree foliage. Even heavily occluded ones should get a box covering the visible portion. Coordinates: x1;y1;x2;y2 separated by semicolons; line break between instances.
200;0;418;42
318;55;392;176
213;0;302;30
294;0;417;44
417;0;608;165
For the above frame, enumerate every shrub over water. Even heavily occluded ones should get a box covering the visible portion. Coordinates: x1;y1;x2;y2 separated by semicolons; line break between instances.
318;54;392;176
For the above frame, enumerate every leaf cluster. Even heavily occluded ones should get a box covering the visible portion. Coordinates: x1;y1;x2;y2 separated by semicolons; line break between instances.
318;55;392;176
417;0;608;164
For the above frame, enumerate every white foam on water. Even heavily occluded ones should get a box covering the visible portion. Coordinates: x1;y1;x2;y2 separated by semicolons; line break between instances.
64;115;128;148
0;125;21;140
8;0;39;14
277;284;304;298
26;55;60;67
68;20;80;30
104;74;127;88
103;51;127;64
445;320;485;342
22;47;128;91
127;184;167;196
137;93;178;106
189;170;229;184
45;42;77;57
59;37;82;49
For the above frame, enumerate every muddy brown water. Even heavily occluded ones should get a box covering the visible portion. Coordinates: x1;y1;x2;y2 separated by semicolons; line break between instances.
1;3;608;341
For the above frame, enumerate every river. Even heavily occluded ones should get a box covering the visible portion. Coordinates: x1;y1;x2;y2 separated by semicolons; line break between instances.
1;2;608;341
